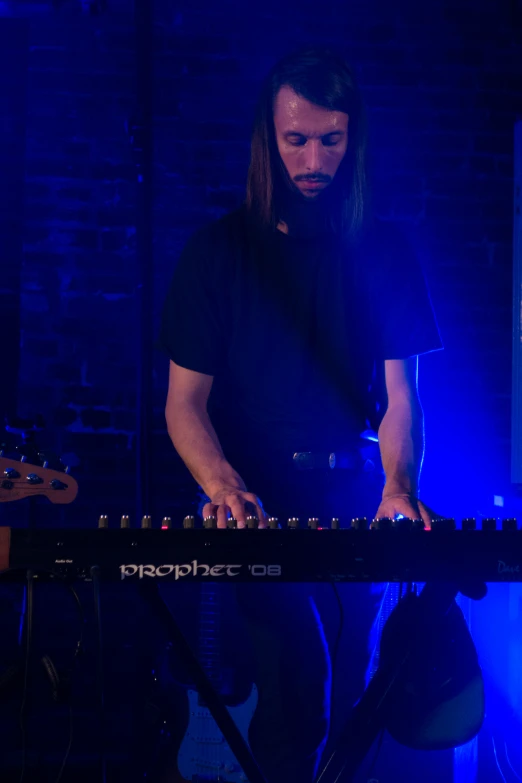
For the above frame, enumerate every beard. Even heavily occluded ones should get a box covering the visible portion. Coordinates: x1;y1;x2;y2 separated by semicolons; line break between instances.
275;167;342;238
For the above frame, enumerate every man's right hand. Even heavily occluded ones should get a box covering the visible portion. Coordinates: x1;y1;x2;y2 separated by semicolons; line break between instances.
202;486;267;529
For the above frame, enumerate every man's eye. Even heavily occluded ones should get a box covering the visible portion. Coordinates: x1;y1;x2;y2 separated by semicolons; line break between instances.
323;138;339;147
288;137;306;146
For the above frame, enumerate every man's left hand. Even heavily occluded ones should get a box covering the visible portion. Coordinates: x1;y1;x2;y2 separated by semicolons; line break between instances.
374;493;436;530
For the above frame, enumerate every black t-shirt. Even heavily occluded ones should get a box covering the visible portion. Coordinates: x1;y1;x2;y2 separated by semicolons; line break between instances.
160;205;442;471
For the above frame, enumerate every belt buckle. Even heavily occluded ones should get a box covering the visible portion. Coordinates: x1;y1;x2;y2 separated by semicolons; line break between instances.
293;451;315;470
293;452;337;470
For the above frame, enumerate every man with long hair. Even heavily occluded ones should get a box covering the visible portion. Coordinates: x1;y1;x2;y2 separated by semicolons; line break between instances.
160;47;441;782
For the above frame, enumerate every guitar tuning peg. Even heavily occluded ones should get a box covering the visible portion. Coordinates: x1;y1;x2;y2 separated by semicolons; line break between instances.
60;453;80;473
0;435;16;458
16;444;39;462
37;451;61;470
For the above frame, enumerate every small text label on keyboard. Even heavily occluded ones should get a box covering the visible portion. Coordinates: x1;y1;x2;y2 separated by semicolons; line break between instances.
119;560;282;580
498;560;521;575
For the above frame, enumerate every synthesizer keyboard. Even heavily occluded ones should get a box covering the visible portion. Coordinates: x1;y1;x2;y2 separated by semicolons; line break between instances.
1;521;522;583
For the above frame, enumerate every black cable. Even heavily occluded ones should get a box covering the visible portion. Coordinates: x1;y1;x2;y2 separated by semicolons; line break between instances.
330;582;344;715
19;569;34;783
52;704;73;783
91;565;107;783
0;567;85;783
52;579;85;783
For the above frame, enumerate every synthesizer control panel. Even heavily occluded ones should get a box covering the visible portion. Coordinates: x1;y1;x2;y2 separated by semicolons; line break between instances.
0;513;522;583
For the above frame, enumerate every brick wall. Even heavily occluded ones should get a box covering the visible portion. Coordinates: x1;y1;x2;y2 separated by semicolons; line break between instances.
2;2;138;526
0;18;27;422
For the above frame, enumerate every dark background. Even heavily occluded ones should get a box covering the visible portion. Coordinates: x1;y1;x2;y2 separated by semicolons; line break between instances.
0;0;521;780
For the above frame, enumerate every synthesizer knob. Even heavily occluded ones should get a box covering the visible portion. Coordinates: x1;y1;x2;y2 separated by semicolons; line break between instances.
227;517;238;528
331;518;340;530
98;514;109;529
462;517;476;530
370;517;393;530
141;515;152;529
288;517;299;529
161;516;172;529
308;518;319;530
350;517;368;530
183;516;195;529
120;515;130;528
246;516;258;529
267;517;279;529
482;517;497;531
431;517;456;531
203;516;217;529
502;518;518;531
392;516;412;531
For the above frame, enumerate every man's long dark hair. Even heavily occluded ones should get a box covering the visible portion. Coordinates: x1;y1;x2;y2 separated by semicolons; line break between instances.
246;47;368;240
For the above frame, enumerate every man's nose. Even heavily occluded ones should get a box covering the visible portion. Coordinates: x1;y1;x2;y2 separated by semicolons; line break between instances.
303;140;324;172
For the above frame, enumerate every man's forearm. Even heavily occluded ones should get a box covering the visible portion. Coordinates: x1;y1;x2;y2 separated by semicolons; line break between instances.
166;402;245;498
378;400;424;498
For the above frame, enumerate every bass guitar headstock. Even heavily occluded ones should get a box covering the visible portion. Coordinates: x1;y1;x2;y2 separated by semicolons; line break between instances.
0;455;78;504
1;416;78;505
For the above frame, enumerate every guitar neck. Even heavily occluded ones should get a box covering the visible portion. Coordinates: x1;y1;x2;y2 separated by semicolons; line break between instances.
198;583;223;696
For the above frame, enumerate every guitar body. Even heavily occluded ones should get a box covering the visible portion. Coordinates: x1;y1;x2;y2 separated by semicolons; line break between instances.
177;684;258;782
144;583;258;783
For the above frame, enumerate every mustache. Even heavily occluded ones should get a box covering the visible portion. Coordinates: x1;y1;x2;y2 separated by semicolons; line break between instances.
294;173;332;183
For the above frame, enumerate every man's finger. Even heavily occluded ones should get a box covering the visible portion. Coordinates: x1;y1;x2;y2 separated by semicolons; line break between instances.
244;493;266;528
216;504;229;529
202;501;216;520
400;504;422;521
418;503;434;530
229;497;247;528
